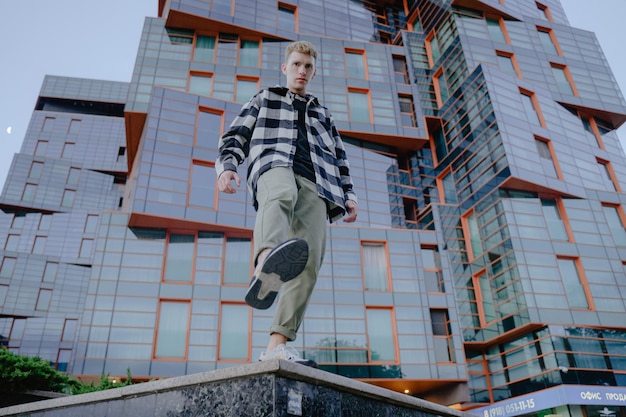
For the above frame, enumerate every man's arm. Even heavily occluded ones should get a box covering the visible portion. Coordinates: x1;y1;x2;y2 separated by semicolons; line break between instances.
215;92;261;192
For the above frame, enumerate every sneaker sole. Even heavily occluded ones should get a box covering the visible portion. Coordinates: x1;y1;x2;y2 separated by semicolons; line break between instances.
245;238;309;310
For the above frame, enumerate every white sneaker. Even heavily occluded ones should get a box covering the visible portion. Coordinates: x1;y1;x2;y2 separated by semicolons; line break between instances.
258;344;317;367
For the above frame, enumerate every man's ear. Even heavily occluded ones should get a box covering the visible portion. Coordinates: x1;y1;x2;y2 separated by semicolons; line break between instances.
281;63;287;75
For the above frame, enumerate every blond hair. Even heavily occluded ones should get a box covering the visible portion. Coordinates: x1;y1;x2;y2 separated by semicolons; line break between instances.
285;41;318;62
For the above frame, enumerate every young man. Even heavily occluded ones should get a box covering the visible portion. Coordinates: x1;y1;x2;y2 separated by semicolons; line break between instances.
216;40;358;366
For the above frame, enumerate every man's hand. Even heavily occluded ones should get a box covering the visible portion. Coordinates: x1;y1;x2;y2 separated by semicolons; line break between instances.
218;171;241;194
343;200;358;223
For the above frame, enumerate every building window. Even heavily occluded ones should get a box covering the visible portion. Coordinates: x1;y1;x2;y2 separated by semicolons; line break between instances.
42;116;55;132
422;245;445;292
496;51;520;78
556;257;592;309
437;168;457;204
0;257;17;278
164;233;195;282
462;210;483;260
61;189;75;208
39;214;52;230
29;162;43;179
602;204;626;246
398;94;417;127
166;28;193;44
235;77;259;103
55;349;72;372
433;68;449;107
486;17;508;44
219;303;250;360
430;309;455;362
541;198;570;241
189;161;217;208
348;89;371;123
35;289;52;311
551;64;576;95
278;3;297;33
345;49;366;79
223;237;252;285
537;27;560;55
11;213;25;229
189;72;213;96
22;183;37;202
35;140;48;157
366;308;396;362
0;285;7;307
425;30;440;66
68;119;81;135
11;319;26;340
521;90;545;127
155;300;190;359
392;55;409;84
239;40;260;67
79;238;94;258
62;319;78;342
535;136;560;178
67;167;80;186
361;242;389;291
43;261;58;283
32;236;47;255
194;35;216;63
472;270;496;326
84;215;98;234
5;234;20;251
196;108;223;149
597;158;620;192
117;146;126;162
61;142;75;159
536;2;552;21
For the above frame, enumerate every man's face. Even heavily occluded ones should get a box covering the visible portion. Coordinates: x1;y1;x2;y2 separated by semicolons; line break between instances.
282;51;316;95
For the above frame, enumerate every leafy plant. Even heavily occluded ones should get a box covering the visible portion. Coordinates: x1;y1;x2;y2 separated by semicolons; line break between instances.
0;348;135;395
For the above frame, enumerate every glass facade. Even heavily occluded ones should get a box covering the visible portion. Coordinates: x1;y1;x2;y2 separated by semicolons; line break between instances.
1;0;626;414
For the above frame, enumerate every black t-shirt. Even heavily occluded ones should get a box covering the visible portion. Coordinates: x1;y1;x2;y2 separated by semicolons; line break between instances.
292;97;316;183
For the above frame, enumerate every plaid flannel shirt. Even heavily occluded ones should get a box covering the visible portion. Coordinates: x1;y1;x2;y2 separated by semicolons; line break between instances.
216;86;357;223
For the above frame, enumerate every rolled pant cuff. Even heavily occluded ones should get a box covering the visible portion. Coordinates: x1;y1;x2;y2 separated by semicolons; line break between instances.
270;325;297;342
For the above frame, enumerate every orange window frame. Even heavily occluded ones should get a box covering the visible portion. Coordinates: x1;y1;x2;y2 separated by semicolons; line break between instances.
597;158;621;192
537;26;563;56
187;159;218;210
425;30;438;67
461;209;481;261
433;67;445;108
278;2;298;33
161;230;197;284
235;76;260;102
496;50;522;78
520;88;547;128
345;48;368;79
556;256;595;311
534;135;563;179
436;167;454;204
221;235;254;286
347;87;373;123
360;240;392;291
551;63;578;96
188;71;214;95
153;299;192;361
365;306;399;364
217;302;252;362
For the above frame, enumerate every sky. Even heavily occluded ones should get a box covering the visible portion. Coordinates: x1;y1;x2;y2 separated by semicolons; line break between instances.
0;0;625;190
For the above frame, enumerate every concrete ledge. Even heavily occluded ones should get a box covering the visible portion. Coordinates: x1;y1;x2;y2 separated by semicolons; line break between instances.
0;360;475;416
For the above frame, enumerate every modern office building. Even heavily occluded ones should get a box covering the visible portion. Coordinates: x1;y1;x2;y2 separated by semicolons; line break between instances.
2;0;626;414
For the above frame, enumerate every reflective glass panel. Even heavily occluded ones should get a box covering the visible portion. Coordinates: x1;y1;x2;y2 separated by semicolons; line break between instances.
155;301;189;358
219;304;249;359
366;308;396;361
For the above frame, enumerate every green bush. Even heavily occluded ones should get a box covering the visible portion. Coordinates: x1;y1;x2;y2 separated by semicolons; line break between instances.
0;348;134;395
